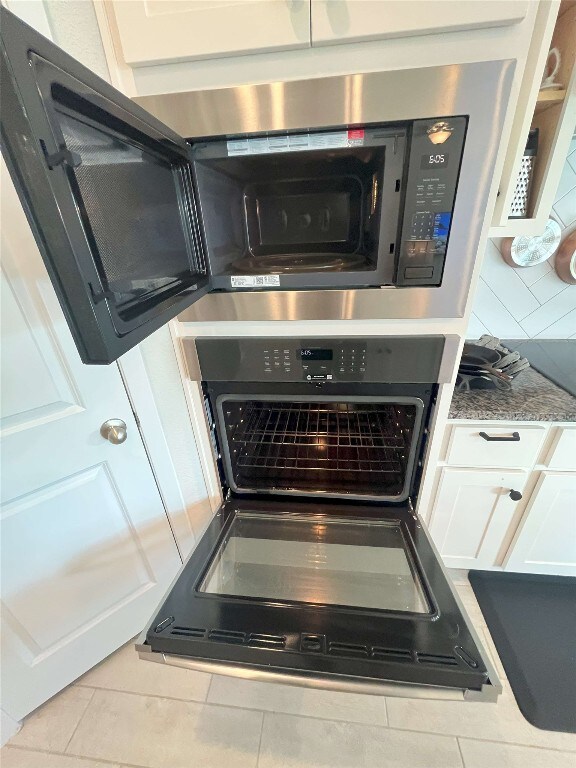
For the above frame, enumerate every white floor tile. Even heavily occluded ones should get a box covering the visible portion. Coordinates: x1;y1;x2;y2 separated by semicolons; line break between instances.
7;686;94;753
386;681;576;752
554;160;576;201
0;746;123;768
66;689;263;768
455;584;487;628
77;639;211;701
520;288;576;336
258;712;463;768
447;568;470;586
208;675;388;726
516;258;553;287
459;738;576;768
479;625;507;681
535;306;576;338
472;280;529;338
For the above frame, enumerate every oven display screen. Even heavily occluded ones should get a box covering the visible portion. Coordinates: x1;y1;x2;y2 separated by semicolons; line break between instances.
299;348;333;361
420;152;449;169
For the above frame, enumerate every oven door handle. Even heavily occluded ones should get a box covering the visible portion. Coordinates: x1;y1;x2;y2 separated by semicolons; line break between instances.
135;642;496;702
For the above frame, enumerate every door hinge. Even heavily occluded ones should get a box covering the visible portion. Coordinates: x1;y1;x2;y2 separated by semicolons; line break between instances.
41;141;82;170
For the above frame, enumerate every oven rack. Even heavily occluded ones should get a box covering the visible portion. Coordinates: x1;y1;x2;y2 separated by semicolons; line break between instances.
229;402;410;475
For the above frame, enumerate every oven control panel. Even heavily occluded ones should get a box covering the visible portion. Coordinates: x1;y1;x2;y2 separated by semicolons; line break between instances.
194;337;444;384
263;343;368;381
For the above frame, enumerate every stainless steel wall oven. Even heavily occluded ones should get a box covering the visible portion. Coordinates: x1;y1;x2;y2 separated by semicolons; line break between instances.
138;336;499;701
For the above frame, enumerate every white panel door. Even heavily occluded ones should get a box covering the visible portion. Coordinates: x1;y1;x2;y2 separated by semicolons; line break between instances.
429;468;528;570
311;0;529;47
0;162;182;721
111;0;311;66
505;472;576;576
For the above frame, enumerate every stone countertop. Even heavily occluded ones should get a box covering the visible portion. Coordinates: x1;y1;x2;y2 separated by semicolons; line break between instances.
449;367;576;422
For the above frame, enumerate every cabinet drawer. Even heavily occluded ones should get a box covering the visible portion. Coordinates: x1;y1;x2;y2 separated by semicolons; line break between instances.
446;424;546;468
546;427;576;470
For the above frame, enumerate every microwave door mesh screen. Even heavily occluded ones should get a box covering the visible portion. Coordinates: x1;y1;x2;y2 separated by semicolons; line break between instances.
57;111;196;314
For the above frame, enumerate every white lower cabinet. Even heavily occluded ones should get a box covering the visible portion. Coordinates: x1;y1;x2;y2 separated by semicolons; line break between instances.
431;421;575;576
504;472;576;576
429;468;528;570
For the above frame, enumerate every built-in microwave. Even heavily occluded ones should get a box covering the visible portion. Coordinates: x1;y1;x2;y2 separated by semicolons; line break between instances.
0;7;513;364
191;119;466;292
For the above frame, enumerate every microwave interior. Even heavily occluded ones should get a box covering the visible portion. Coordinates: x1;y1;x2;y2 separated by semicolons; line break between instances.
191;127;405;285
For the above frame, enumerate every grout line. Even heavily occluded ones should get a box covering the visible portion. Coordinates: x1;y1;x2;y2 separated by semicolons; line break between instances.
478;281;528;335
4;743;147;768
456;737;466;768
74;682;212;706
255;710;266;768
205;673;215;703
524;305;576;337
62;687;95;754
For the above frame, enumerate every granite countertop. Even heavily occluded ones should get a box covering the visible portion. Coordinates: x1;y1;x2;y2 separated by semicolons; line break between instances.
449;367;576;422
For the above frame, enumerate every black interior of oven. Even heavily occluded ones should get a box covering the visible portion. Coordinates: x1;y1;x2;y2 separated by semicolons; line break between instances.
218;399;418;498
192;148;385;276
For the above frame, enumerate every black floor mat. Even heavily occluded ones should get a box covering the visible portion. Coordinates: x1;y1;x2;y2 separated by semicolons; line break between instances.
469;570;576;733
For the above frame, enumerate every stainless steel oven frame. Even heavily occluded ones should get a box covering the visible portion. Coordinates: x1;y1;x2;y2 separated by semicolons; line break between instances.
136;61;515;324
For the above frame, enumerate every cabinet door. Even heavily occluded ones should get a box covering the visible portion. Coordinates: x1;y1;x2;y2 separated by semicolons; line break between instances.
112;0;311;66
429;468;528;570
311;0;529;47
505;472;576;576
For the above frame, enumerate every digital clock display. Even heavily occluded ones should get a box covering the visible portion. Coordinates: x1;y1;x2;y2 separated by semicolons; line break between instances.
420;152;449;169
299;348;333;361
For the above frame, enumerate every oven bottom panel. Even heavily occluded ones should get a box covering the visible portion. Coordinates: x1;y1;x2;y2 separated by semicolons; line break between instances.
143;497;494;696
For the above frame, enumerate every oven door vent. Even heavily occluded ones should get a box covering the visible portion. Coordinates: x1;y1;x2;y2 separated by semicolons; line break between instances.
247;633;286;649
170;626;206;638
371;646;413;662
208;629;246;644
416;652;458;667
328;642;369;658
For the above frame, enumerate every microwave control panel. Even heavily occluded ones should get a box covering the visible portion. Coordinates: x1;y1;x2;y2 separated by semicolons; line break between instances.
396;116;467;287
194;337;444;384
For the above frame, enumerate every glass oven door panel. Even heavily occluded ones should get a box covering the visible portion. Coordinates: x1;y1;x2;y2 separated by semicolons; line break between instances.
200;513;430;613
144;498;493;695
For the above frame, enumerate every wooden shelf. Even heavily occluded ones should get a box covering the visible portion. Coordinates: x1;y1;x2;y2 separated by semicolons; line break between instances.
535;88;567;113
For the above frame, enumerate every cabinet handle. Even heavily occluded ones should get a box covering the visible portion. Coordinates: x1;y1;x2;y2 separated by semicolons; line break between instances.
509;490;523;501
479;431;520;442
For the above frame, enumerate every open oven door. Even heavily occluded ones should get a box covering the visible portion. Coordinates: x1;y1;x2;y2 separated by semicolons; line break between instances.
1;7;210;364
137;496;501;702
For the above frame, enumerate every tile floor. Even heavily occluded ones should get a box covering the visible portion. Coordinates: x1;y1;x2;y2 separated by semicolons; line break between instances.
2;571;575;768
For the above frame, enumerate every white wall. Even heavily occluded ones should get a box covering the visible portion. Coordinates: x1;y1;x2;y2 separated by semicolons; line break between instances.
469;138;576;340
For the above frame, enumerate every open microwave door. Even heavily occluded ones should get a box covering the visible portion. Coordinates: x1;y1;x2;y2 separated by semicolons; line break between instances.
138;497;500;702
0;7;210;364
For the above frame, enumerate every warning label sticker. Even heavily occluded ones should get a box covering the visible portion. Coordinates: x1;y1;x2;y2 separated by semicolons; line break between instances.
231;275;281;288
227;129;365;156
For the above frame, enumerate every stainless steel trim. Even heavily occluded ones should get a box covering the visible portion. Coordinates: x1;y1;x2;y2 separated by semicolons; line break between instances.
134;61;514;323
137;645;500;701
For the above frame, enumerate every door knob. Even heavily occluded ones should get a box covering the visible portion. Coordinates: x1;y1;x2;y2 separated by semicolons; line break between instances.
100;418;127;445
509;489;523;501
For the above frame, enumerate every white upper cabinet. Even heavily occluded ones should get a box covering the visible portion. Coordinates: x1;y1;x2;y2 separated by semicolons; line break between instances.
310;0;529;47
110;0;311;66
